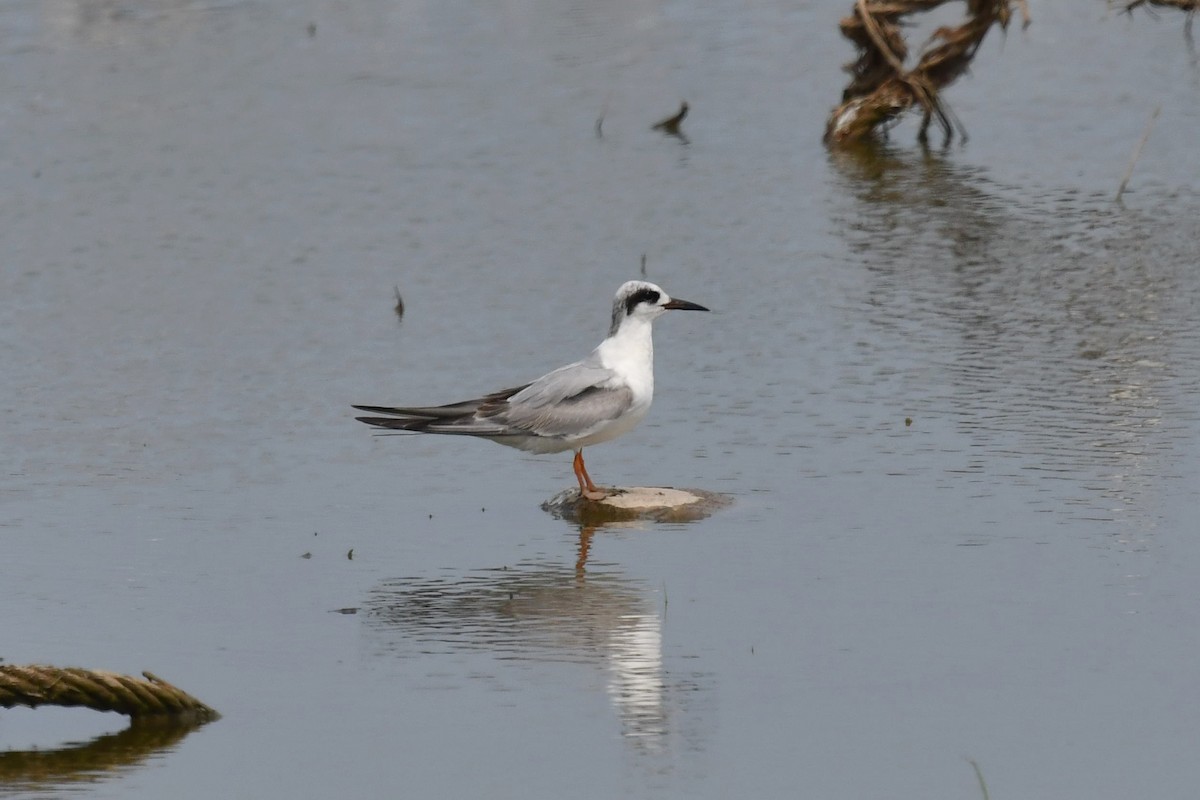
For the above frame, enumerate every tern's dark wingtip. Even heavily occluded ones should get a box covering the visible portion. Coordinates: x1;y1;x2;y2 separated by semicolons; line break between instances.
352;404;401;415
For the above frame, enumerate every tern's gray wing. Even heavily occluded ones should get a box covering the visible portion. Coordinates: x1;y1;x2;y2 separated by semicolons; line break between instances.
354;357;631;439
478;360;633;438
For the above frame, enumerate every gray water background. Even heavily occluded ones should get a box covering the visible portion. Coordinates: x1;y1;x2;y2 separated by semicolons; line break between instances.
2;0;1199;798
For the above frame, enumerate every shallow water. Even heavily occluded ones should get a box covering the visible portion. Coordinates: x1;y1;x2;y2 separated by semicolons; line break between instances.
3;1;1200;798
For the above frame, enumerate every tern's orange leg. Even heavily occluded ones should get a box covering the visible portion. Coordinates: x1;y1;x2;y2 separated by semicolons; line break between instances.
573;450;607;501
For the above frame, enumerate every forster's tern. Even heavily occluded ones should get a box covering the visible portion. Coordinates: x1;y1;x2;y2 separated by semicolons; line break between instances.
354;280;709;500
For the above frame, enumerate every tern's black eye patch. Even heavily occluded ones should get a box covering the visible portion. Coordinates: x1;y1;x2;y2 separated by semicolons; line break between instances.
624;288;661;314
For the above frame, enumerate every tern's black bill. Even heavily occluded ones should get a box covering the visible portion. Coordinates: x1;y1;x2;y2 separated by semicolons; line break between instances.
663;298;709;312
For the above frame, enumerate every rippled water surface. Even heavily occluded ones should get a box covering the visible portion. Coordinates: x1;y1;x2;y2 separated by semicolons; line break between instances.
3;1;1200;798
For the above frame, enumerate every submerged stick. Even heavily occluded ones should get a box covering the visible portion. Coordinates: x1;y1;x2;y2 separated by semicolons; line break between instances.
1115;103;1162;202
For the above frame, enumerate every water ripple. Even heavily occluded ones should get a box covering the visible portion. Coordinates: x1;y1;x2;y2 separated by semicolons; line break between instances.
823;146;1200;534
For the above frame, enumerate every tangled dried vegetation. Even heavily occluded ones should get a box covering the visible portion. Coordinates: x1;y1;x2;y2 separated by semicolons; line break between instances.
825;0;1030;145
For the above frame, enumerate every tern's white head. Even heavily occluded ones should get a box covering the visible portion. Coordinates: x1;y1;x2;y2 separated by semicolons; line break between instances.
608;280;709;336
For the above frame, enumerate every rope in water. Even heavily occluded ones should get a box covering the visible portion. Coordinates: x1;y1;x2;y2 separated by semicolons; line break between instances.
0;665;219;721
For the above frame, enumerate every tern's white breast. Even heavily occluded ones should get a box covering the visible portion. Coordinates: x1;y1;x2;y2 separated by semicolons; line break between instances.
566;315;656;448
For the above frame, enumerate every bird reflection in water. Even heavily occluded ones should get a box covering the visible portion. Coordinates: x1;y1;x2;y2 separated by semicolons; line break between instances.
365;557;665;745
363;518;710;753
826;142;1197;534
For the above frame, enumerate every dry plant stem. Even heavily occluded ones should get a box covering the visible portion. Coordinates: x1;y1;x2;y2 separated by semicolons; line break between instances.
1116;104;1162;202
966;758;992;800
856;0;906;74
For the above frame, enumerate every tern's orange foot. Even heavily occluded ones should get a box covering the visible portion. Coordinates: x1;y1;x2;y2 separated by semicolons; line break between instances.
581;488;609;502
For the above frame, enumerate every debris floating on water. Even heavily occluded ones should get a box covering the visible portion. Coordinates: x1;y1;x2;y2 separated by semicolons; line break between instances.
652;101;689;142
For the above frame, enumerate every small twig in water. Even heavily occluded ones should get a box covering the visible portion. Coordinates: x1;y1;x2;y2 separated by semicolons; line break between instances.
393;286;405;318
1116;103;1162;202
596;91;611;138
